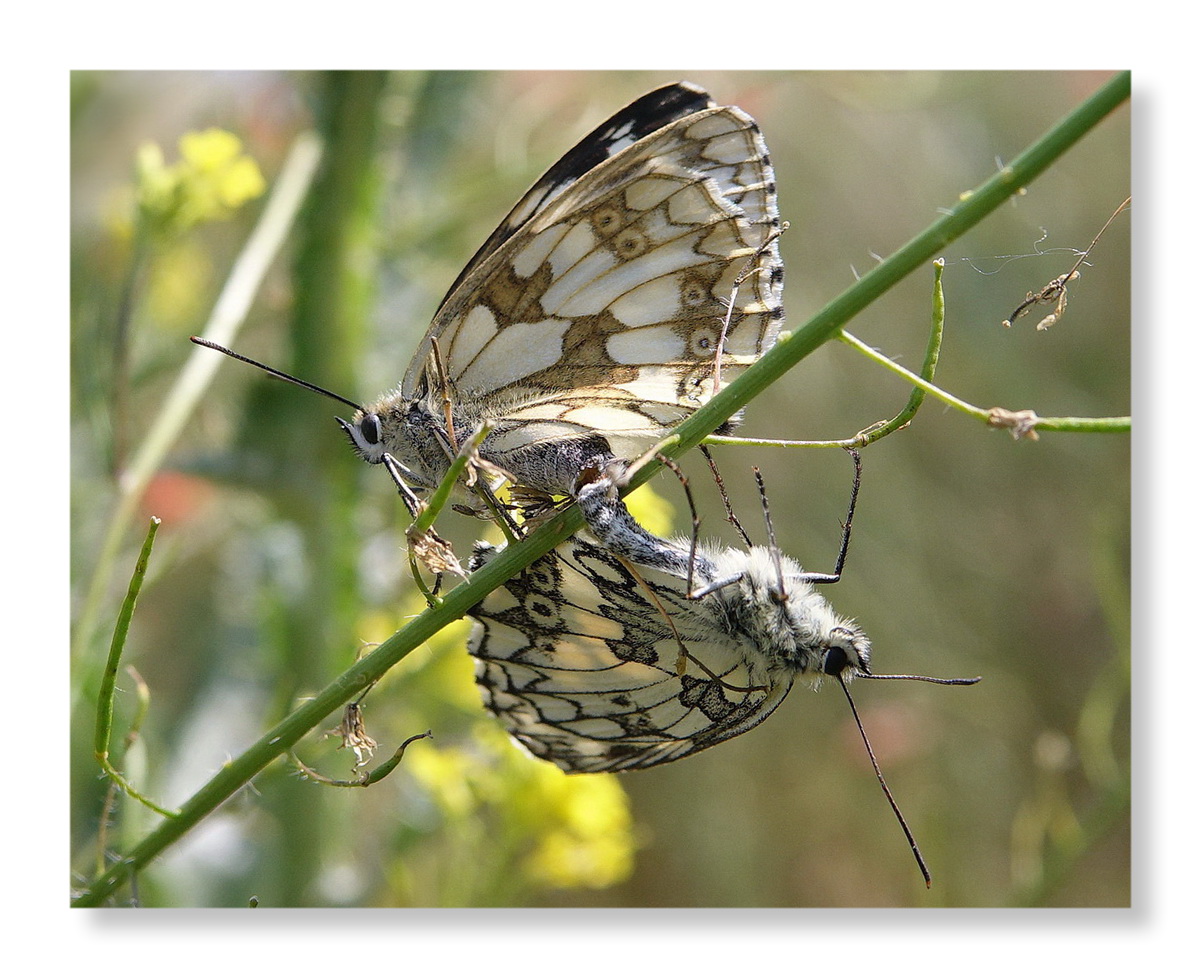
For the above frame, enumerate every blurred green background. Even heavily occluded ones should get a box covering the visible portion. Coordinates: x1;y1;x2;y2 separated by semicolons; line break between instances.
70;70;1129;907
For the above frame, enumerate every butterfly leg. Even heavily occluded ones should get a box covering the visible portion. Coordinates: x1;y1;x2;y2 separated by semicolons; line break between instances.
789;447;863;585
698;445;754;547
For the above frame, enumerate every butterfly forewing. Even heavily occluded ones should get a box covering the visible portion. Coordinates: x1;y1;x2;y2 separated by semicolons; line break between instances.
436;82;718;303
468;535;793;773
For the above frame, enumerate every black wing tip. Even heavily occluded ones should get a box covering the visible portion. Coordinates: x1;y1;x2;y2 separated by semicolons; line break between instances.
625;81;715;127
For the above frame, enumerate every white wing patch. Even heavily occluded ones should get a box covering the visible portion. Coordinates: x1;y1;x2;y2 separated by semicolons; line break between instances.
607;275;683;328
510;224;571;279
455;317;571;393
605;326;686;364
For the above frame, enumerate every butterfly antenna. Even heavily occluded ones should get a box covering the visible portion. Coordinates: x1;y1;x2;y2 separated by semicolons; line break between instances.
837;674;932;888
190;337;366;414
700;445;752;547
752;467;788;603
858;668;982;686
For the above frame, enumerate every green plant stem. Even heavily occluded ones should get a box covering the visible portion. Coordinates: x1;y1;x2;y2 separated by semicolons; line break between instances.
93;518;178;820
835;330;1130;435
267;72;389;907
409;425;491;536
706;259;947;449
293;730;433;787
93;519;158;762
70;69;1130;908
889;258;946;430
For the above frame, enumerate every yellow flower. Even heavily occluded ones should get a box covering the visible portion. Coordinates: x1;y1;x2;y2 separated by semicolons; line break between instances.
404;721;636;895
522;772;635;889
136;128;265;236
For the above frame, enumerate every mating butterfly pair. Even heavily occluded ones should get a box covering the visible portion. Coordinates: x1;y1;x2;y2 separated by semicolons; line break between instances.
197;80;976;883
343;80;862;771
402;80;885;772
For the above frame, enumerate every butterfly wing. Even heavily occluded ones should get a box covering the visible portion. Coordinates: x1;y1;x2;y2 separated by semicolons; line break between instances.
468;536;793;773
436;82;717;305
405;83;784;477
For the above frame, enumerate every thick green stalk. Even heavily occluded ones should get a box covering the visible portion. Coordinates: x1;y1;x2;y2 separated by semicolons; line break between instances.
261;70;389;906
71;133;322;682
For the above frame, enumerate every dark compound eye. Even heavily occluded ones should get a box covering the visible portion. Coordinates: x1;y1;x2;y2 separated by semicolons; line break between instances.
360;414;381;445
822;646;850;676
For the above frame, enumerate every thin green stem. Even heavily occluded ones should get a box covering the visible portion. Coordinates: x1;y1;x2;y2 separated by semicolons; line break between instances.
95;666;154;877
409;425;491;536
93;518;156;764
838;331;1131;435
705;259;948;448
93;517;178;820
293;730;433;788
69;70;1130;908
887;257;946;432
839;327;984;419
1028;416;1131;432
397;424;495;603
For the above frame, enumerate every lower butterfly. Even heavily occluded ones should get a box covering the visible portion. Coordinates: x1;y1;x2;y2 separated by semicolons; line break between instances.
469;459;867;773
469;531;792;772
467;454;980;884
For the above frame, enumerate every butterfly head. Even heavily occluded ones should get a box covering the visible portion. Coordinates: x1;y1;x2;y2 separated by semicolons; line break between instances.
818;622;873;682
716;547;872;682
337;394;451;491
772;605;873;688
338;409;388;464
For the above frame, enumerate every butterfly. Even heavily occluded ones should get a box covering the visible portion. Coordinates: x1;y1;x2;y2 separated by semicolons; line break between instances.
466;457;923;774
338;81;784;497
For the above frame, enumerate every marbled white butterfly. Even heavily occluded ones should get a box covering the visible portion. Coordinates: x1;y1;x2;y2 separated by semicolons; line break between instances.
467;460;871;773
195;82;783;499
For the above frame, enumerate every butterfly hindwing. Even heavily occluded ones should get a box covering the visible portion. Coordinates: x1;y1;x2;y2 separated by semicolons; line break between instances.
468;535;793;773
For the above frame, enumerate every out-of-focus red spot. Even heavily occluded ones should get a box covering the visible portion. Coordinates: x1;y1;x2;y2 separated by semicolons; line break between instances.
140;471;217;526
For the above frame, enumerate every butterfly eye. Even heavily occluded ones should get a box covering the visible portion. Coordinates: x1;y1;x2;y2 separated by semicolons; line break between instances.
360;414;381;445
822;646;850;676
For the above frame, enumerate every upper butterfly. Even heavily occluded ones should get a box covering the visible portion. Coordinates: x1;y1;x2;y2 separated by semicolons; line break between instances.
342;81;784;496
